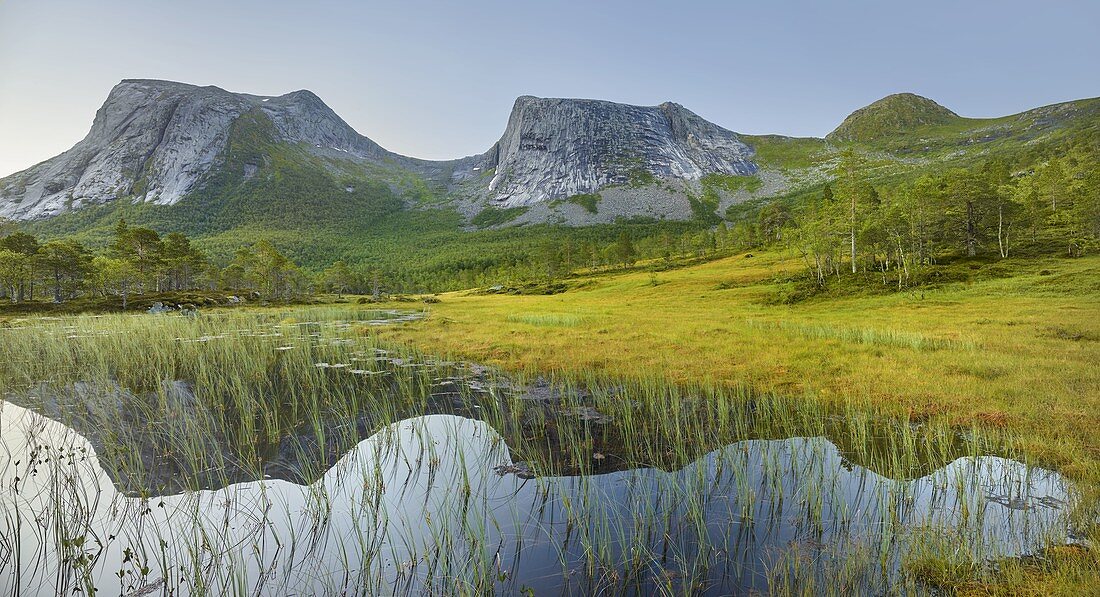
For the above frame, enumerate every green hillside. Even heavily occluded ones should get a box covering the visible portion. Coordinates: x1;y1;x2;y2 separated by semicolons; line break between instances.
827;93;960;142
14;93;1100;293
752;95;1100;203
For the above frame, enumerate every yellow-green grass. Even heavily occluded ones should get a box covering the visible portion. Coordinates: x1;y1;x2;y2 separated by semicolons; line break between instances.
367;250;1100;591
2;306;1027;594
1;262;1097;592
374;252;1100;469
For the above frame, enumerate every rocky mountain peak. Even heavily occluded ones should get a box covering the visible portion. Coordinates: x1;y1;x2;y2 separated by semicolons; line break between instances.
481;96;756;206
0;80;400;220
259;88;389;160
0;80;254;219
0;81;759;222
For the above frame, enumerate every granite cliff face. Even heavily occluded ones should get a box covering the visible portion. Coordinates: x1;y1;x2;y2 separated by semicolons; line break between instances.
0;80;408;220
0;80;758;221
0;81;242;219
469;96;757;206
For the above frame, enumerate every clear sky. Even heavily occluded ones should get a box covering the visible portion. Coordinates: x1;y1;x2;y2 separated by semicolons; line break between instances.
2;0;1098;177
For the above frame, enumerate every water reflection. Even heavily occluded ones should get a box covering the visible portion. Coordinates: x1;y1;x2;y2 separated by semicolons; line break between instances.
0;401;1072;596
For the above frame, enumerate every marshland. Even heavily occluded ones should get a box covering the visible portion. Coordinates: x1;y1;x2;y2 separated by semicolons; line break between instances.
0;288;1096;595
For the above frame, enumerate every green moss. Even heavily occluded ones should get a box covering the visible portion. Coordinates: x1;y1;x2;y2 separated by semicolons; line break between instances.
627;167;656;187
565;193;601;214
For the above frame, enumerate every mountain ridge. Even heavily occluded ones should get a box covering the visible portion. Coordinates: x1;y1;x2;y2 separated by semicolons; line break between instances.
0;80;759;222
1;80;1098;228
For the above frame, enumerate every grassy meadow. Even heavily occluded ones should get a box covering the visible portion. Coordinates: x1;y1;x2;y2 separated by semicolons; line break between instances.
1;250;1098;593
1;305;1065;595
373;252;1100;468
366;249;1100;592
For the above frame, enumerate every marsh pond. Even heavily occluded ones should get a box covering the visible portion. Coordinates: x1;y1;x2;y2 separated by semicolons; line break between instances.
0;309;1082;595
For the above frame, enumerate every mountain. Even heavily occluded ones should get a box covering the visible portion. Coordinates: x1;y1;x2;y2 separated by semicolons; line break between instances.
826;93;960;142
1;80;1096;284
0;80;454;221
5;79;1096;233
0;80;757;224
471;96;755;207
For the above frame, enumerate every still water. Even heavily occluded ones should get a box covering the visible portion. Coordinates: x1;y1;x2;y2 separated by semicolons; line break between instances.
0;397;1072;596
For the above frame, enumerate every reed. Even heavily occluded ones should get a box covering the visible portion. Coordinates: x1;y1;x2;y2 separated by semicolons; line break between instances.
0;306;1082;595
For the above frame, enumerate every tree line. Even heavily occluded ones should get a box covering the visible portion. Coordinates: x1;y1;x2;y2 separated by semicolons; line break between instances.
787;148;1100;289
497;146;1100;292
0;219;318;306
3;145;1096;302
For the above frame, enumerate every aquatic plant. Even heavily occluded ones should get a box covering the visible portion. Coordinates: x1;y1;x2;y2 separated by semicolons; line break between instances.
0;306;1080;595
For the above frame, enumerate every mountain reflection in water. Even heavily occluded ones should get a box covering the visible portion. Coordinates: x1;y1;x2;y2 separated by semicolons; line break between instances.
0;401;1072;596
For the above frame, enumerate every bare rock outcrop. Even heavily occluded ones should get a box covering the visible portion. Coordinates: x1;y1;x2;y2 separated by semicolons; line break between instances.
471;96;756;206
0;80;758;223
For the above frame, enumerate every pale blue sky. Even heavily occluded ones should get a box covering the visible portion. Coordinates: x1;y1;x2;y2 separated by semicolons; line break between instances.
1;0;1098;177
